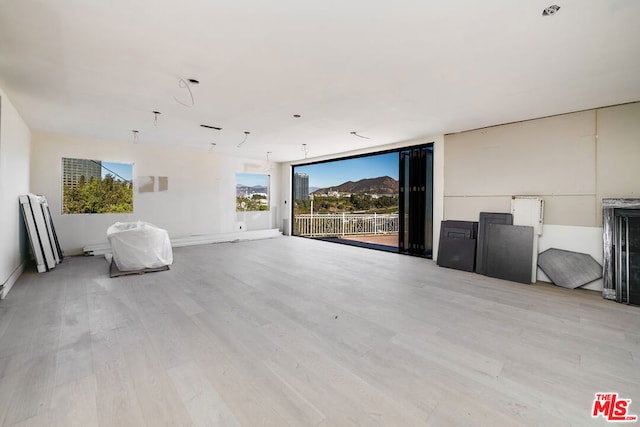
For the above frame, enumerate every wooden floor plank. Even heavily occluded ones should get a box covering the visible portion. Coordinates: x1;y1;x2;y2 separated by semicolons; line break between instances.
116;322;193;427
49;374;100;427
1;236;639;426
167;361;240;427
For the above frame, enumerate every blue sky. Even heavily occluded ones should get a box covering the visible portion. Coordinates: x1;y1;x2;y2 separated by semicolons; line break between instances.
236;172;269;187
294;152;398;188
102;161;133;182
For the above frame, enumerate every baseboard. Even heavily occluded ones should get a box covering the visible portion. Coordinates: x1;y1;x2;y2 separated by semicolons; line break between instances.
83;228;283;256
0;261;26;299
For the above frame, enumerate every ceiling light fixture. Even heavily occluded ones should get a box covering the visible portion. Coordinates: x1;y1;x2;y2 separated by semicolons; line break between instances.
293;114;301;118
237;131;251;148
542;5;560;16
174;78;198;107
350;131;371;139
132;129;139;143
209;142;217;152
152;111;161;126
301;143;309;159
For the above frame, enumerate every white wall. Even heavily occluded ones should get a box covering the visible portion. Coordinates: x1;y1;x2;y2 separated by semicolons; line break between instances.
31;132;279;255
442;102;640;290
596;102;640;221
0;88;31;298
277;135;445;259
444;110;598;226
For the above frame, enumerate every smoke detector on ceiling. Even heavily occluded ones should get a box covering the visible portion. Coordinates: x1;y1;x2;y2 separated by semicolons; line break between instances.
542;5;560;16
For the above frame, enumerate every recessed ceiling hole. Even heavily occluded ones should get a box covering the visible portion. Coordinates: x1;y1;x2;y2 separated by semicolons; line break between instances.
542;5;560;16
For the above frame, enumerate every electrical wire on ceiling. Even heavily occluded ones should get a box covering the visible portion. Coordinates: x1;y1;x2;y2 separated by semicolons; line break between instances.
264;151;273;172
350;131;370;139
237;131;251;148
174;78;198;107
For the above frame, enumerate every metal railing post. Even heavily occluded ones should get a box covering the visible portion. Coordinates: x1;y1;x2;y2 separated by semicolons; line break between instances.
374;212;377;234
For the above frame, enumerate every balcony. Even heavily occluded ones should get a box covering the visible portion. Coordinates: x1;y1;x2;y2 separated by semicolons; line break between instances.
294;213;399;247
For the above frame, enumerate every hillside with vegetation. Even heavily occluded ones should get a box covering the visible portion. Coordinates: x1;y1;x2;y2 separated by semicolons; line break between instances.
295;176;399;215
312;176;398;196
63;174;132;214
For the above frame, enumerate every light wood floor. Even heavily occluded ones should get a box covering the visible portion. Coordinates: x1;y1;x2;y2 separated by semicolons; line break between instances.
0;236;639;426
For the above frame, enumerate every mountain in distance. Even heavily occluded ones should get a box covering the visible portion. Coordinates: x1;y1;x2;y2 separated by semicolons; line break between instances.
236;184;267;197
313;176;398;195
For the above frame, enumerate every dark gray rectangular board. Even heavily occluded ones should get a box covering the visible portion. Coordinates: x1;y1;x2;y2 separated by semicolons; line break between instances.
437;220;478;272
437;238;477;272
476;212;513;275
485;223;534;284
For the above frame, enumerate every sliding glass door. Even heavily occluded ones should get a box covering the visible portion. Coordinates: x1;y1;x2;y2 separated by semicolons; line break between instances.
292;143;433;257
399;145;433;257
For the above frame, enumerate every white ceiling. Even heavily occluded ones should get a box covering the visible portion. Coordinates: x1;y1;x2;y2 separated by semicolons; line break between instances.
1;0;639;162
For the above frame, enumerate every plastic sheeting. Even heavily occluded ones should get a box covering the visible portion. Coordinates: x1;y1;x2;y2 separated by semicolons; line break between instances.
107;221;173;271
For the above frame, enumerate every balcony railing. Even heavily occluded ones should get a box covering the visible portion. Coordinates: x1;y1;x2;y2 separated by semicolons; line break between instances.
294;213;399;237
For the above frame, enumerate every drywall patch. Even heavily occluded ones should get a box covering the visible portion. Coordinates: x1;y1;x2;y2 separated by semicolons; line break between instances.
158;176;168;191
138;176;154;193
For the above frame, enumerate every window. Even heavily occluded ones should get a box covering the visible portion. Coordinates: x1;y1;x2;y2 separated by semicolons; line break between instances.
62;158;133;214
236;173;269;211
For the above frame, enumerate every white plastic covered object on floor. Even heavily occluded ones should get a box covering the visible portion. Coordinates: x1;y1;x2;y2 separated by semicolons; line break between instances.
107;221;173;271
